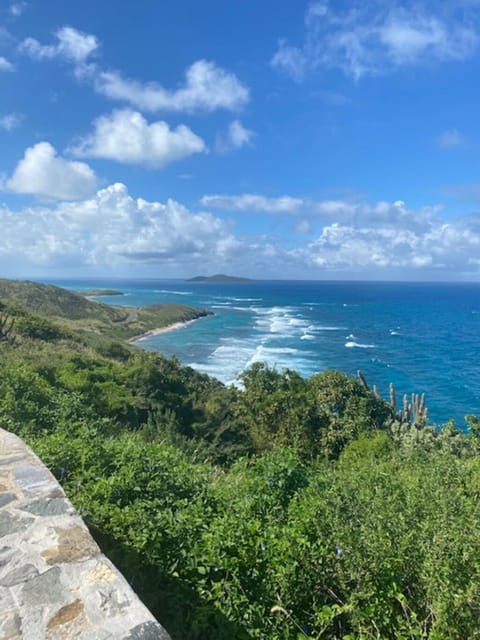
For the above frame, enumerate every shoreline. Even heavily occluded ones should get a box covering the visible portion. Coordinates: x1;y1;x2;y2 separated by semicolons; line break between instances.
128;318;198;344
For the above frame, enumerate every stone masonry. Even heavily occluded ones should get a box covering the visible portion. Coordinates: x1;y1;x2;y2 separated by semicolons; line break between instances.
0;428;171;640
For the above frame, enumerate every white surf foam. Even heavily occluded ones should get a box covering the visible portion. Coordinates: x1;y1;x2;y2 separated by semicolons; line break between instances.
309;325;347;332
345;341;375;349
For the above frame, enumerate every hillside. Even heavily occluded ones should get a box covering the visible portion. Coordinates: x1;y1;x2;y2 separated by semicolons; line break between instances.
0;278;212;343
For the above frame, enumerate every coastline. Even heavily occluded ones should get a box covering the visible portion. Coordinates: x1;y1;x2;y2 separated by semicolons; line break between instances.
128;318;198;344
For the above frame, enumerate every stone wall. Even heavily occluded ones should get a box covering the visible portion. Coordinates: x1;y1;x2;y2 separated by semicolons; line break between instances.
0;428;171;640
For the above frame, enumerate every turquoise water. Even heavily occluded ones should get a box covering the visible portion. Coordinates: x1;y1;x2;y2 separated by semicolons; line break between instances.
52;279;480;427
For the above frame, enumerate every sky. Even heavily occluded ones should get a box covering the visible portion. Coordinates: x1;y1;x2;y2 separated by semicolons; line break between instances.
1;0;480;280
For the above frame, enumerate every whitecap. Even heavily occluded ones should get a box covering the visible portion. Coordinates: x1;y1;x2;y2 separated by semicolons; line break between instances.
345;341;375;349
309;325;347;332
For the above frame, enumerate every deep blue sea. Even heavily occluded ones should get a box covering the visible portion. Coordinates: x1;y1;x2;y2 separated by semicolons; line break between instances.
50;279;480;428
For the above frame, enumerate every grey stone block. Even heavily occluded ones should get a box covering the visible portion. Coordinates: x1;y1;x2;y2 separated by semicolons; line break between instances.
125;621;172;640
21;567;64;606
0;563;39;587
0;493;16;509
13;465;57;497
21;498;70;517
0;511;33;538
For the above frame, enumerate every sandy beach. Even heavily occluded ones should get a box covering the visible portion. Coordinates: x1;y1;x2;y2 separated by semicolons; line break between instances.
129;319;196;343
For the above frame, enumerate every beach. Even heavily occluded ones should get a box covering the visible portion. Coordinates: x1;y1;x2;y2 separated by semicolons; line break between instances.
129;319;196;343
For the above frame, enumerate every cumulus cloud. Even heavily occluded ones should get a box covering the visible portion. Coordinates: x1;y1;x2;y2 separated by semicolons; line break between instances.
201;193;441;232
288;198;480;274
7;142;98;200
437;128;465;148
313;199;441;233
272;1;480;80
70;109;207;168
18;24;249;113
200;193;305;214
95;59;249;113
0;56;14;71
1;181;478;277
198;193;480;275
0;112;22;131
0;183;241;273
20;26;99;64
302;215;480;272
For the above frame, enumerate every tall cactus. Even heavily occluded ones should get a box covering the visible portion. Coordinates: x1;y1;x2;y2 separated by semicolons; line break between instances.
357;371;428;430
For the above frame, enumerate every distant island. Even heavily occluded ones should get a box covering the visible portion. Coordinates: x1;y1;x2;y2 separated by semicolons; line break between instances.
188;274;254;283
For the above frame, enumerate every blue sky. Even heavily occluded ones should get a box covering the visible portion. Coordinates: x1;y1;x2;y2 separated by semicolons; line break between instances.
1;0;480;279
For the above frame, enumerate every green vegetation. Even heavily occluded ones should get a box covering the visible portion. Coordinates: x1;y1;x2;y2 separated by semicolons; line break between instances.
77;288;125;296
1;279;480;639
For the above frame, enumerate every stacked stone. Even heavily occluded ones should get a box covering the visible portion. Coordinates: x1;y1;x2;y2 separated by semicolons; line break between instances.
0;428;171;640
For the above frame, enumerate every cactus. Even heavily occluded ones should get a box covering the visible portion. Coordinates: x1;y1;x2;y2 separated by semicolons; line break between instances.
357;372;428;431
389;382;396;411
357;370;370;391
411;392;427;428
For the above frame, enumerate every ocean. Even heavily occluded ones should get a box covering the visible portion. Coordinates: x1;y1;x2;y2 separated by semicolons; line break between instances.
52;279;480;428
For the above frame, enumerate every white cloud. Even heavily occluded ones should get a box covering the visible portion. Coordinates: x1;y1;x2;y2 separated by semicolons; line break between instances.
200;193;442;233
216;120;255;153
1;181;479;278
271;2;480;80
0;183;241;273
313;199;440;232
18;24;249;113
198;193;480;275
0;56;14;71
271;40;307;82
200;193;305;214
70;109;207;168
437;128;465;148
0;113;22;131
7;142;98;200
95;59;249;113
295;201;480;274
20;26;99;64
9;2;27;17
294;219;312;234
227;120;254;148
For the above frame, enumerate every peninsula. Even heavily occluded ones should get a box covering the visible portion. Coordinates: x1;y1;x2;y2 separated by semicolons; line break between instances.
77;289;125;297
0;278;211;344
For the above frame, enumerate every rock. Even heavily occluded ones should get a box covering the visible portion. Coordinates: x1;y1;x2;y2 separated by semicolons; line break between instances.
41;525;99;565
0;563;39;587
